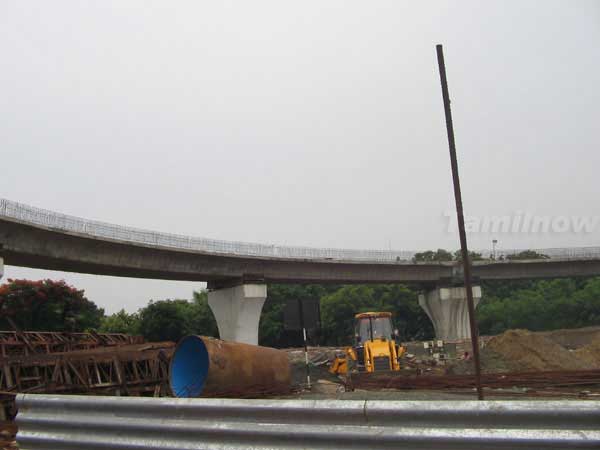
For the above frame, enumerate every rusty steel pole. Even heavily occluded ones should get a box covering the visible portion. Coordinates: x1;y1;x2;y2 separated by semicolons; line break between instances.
435;44;484;400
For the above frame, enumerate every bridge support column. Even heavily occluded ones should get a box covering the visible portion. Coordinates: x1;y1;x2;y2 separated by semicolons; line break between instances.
418;286;481;340
207;284;266;345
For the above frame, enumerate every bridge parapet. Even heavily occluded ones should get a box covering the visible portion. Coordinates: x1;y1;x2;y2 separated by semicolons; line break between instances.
1;198;599;264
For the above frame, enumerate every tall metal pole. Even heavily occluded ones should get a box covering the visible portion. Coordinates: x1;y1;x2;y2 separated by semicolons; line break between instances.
435;44;484;400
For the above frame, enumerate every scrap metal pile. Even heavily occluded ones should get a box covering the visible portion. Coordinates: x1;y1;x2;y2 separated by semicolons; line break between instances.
0;331;174;422
0;330;142;357
0;342;174;396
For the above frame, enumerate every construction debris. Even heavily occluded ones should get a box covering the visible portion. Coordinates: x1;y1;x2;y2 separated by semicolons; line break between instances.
0;330;142;357
0;337;174;432
0;341;173;396
348;368;600;392
0;421;16;450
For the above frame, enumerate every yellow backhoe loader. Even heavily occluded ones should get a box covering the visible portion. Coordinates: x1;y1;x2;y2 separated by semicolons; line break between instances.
329;312;405;375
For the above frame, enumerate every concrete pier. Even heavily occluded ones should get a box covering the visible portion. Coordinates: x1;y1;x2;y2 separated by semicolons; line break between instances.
418;286;482;340
207;284;267;345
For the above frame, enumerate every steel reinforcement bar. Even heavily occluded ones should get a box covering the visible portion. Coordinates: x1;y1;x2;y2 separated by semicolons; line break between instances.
349;369;600;391
15;394;600;449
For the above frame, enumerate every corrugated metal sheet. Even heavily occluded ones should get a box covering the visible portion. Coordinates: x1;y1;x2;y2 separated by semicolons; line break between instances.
16;393;600;449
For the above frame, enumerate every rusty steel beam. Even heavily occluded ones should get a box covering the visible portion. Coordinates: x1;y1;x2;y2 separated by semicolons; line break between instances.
0;342;174;396
0;331;143;358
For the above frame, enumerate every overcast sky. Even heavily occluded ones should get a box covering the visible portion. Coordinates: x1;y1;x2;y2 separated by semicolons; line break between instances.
1;1;599;313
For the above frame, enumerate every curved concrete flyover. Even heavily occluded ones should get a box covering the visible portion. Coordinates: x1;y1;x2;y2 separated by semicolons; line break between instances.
0;217;453;285
2;198;600;344
1;198;600;285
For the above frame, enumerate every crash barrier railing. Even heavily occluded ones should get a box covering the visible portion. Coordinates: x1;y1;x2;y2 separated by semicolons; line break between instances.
15;394;600;449
2;197;600;262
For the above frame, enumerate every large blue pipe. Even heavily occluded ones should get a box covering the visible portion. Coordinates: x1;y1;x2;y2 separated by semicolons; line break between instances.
169;336;291;398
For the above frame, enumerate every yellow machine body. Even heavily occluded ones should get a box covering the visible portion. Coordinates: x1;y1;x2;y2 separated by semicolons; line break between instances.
328;347;356;375
329;312;405;375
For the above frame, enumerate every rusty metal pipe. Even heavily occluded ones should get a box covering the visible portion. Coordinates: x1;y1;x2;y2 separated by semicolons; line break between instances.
169;336;291;398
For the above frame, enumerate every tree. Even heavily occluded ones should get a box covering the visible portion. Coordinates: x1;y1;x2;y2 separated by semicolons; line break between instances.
100;309;140;335
412;249;453;263
571;278;600;327
135;291;218;342
0;279;104;332
137;299;191;342
259;284;338;347
477;277;600;335
506;250;550;260
320;284;433;346
412;249;483;263
453;250;484;262
187;291;219;337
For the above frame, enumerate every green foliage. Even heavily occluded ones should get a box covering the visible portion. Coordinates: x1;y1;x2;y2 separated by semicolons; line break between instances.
258;284;433;347
0;279;104;332
412;249;453;263
478;277;600;335
6;268;600;348
413;249;483;263
137;299;190;342
135;291;218;342
259;284;338;347
453;250;484;262
320;284;433;345
100;309;140;335
506;250;550;260
188;291;219;337
571;278;600;326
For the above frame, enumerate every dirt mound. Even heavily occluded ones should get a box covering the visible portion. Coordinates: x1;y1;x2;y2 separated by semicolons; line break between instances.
449;328;600;374
542;326;600;350
574;337;600;368
483;329;590;372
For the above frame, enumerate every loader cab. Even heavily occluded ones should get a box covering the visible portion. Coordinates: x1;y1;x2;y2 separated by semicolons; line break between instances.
329;311;404;375
353;312;395;370
354;312;394;345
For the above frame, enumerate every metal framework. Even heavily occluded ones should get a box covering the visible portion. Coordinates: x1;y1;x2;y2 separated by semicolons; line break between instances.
2;198;599;263
0;342;173;396
0;331;142;358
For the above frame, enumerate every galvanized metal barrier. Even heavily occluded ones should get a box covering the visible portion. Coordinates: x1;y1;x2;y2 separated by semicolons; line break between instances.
15;394;600;449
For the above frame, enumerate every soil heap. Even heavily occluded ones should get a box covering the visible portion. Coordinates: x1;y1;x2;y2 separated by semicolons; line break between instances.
450;328;600;374
574;336;600;368
483;329;589;372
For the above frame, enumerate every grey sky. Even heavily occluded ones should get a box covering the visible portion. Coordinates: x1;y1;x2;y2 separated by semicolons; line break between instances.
1;1;599;313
